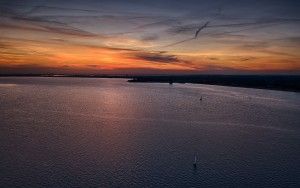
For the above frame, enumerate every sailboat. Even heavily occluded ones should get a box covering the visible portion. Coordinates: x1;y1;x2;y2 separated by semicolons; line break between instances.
193;153;197;168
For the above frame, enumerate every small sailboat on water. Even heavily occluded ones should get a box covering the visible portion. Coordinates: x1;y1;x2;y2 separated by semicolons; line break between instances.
193;153;197;168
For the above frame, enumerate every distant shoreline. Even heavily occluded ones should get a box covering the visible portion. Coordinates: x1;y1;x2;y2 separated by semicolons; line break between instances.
128;75;300;92
0;74;131;78
1;74;299;92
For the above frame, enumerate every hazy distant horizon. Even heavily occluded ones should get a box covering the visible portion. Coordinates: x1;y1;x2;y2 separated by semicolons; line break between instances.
1;72;300;77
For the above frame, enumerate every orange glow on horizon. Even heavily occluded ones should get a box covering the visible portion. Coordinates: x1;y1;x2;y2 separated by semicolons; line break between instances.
1;35;299;74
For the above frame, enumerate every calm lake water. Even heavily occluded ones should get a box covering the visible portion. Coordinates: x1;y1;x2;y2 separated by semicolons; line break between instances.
1;77;300;187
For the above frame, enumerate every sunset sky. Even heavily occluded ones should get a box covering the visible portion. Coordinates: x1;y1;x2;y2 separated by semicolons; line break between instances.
1;0;300;75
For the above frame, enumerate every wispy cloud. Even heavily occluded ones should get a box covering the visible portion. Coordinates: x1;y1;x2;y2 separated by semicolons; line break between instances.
134;51;179;63
140;34;159;41
167;18;300;36
0;8;98;37
1;0;299;74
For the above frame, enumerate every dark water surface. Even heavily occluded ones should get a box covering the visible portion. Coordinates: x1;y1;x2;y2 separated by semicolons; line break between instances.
1;77;300;187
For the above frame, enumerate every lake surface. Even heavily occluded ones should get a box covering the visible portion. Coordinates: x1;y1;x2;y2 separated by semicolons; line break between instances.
1;77;300;187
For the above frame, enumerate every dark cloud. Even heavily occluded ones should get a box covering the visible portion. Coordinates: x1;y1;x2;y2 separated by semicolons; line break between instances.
135;52;179;63
87;64;100;68
141;34;159;41
240;57;257;62
208;57;219;61
167;23;197;35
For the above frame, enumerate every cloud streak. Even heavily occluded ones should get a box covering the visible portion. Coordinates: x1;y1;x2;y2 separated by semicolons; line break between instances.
0;8;98;37
134;52;179;63
1;0;300;74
